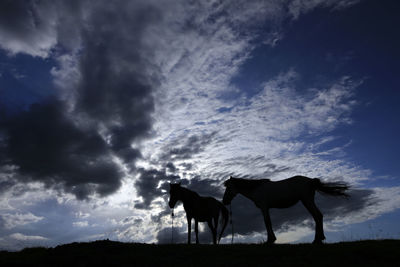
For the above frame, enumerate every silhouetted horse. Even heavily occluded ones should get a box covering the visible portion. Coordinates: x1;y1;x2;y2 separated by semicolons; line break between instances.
222;175;349;244
169;183;229;244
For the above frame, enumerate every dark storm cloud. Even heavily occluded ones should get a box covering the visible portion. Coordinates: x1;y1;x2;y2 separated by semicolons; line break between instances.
179;162;193;171
0;100;120;199
0;0;34;32
166;162;177;173
74;1;160;163
0;1;162;199
134;132;220;208
0;0;58;57
134;168;181;209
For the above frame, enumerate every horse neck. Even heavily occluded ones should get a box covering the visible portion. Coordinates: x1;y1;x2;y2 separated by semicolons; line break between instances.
234;179;262;202
178;187;199;205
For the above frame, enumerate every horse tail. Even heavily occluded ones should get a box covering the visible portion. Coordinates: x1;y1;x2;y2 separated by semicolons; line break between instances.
313;178;350;197
217;202;229;244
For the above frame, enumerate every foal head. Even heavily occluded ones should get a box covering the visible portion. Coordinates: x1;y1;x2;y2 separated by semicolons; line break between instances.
168;182;182;208
222;176;239;205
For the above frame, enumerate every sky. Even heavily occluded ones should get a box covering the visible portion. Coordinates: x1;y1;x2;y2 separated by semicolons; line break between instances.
0;0;399;250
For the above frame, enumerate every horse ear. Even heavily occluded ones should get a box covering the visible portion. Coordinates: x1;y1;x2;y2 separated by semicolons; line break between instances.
178;182;181;186
229;176;233;179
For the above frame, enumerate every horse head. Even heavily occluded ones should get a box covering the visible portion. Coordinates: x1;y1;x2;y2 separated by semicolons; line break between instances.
222;176;238;205
168;182;181;208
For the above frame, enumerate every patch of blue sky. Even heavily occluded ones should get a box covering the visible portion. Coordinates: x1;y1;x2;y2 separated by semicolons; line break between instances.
231;0;399;97
0;49;56;116
227;0;400;187
216;106;233;113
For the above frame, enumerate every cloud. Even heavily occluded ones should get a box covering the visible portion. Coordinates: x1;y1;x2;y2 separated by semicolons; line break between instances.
159;131;218;162
288;0;361;20
0;0;58;57
143;65;373;244
1;212;44;229
73;1;159;162
133;127;232;209
72;221;89;228
9;233;48;241
0;0;364;201
134;168;181;209
0;99;122;199
0;0;161;199
0;233;48;251
0;0;88;57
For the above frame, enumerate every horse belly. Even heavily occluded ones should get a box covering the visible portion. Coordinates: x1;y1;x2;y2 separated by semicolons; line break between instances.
271;198;299;208
193;209;212;222
194;199;217;222
265;191;300;208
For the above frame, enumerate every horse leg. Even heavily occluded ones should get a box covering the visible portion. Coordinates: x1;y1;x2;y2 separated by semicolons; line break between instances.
262;209;276;244
213;214;219;244
301;199;325;244
195;220;199;244
207;220;217;244
187;217;192;244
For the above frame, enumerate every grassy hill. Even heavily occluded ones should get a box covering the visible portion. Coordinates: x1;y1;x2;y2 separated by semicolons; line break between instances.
1;239;399;266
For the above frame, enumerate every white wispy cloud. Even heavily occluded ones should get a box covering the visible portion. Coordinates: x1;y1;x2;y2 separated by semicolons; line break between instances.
120;0;400;243
9;233;48;241
288;0;361;19
0;233;48;251
1;212;44;230
72;221;89;227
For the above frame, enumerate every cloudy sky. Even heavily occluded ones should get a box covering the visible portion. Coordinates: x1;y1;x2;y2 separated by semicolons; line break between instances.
0;0;399;250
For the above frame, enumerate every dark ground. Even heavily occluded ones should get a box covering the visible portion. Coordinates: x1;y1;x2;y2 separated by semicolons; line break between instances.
0;239;399;266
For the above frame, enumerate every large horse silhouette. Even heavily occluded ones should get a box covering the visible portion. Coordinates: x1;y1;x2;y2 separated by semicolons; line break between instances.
222;175;349;244
169;183;229;244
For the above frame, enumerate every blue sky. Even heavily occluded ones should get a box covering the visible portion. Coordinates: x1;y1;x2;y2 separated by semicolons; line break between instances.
0;0;399;250
233;0;400;182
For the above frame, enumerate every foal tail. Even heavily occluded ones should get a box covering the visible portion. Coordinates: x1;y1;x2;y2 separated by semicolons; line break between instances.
313;178;350;198
218;203;229;244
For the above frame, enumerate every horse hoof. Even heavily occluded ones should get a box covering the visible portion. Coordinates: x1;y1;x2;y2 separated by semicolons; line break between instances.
312;240;323;245
265;240;276;245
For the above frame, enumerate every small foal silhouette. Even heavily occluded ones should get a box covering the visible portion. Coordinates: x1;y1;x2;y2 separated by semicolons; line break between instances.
168;182;229;244
223;175;349;244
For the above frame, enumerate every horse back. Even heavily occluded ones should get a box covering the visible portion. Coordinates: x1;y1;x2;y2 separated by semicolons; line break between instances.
256;176;314;208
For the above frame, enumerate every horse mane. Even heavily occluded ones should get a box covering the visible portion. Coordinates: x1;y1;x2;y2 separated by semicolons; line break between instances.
230;177;270;191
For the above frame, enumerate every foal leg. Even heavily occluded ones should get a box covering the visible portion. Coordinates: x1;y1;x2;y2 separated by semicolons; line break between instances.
187;217;192;244
262;209;276;244
302;199;325;244
195;220;199;244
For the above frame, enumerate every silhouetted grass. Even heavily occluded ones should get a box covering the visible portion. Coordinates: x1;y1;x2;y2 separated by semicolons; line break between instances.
1;239;399;266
